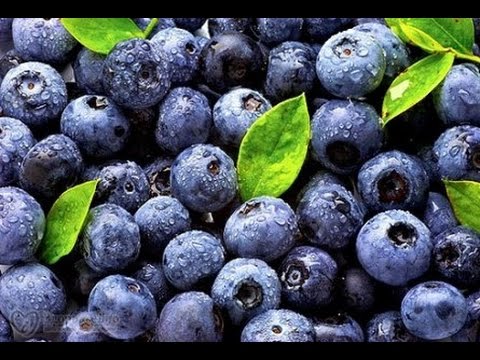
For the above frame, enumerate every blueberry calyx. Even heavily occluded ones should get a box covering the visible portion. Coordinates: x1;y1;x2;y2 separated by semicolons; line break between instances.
243;94;263;112
234;279;263;310
87;96;108;110
378;170;409;203
79;318;93;331
326;141;361;168
469;146;480;169
281;262;309;290
149;168;171;197
436;244;460;266
240;200;261;216
387;222;417;247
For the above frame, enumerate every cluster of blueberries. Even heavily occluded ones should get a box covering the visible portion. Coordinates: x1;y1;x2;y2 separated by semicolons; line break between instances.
0;17;480;342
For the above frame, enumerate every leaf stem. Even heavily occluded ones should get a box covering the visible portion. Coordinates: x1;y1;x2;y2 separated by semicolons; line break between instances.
143;18;159;38
453;51;480;64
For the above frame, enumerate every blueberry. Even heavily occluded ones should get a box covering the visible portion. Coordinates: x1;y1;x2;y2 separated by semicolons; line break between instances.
96;160;149;213
433;226;480;287
316;29;386;99
297;183;365;249
134;196;191;257
311;100;383;175
143;157;173;197
296;170;348;205
200;33;266;93
170;144;237;213
303;18;354;42
401;281;468;340
0;186;44;265
151;28;201;85
0;313;13;342
354;18;387;26
0;49;24;84
241;309;315;342
264;42;317;103
339;267;376;313
132;261;173;308
211;258;281;325
73;48;105;95
356;210;432;286
357;150;429;214
88;274;157;340
0;61;67;128
133;18;176;38
81;203;140;273
212;88;271;148
255;18;303;46
155;87;212;155
366;311;420;342
417;145;440;185
279;246;338;310
61;95;130;159
163;230;225;290
450;290;480;342
0;117;36;187
224;196;298;262
433;125;480;181
422;192;458;238
12;18;77;65
122;106;158;163
311;313;364;342
102;38;171;109
0;262;66;335
19;134;83;201
208;18;254;37
434;64;480;127
174;18;207;33
353;23;410;79
155;291;223;342
0;18;13;37
70;260;103;299
58;310;111;342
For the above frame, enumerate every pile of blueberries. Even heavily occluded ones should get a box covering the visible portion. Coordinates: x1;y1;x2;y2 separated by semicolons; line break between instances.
0;17;480;343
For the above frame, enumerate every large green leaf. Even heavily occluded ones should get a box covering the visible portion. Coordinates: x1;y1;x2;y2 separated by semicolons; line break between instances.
401;18;474;55
237;94;310;201
61;18;145;55
38;180;99;264
444;180;480;233
382;52;455;125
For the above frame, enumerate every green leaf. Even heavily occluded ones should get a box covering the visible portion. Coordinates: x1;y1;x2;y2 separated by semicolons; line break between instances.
237;94;310;201
38;180;99;265
444;179;480;233
385;18;411;43
400;18;474;55
61;18;145;55
399;22;447;53
382;52;455;125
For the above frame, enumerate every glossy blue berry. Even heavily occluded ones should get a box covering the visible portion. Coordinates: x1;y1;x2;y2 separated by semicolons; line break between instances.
311;99;383;175
163;230;225;290
401;281;468;340
356;210;432;286
224;196;298;262
211;258;281;325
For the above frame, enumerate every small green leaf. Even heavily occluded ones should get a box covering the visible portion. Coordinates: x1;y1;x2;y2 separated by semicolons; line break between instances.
237;94;310;201
38;180;99;265
382;52;455;125
399;22;447;53
400;18;474;55
444;179;480;233
61;18;145;55
385;18;411;43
